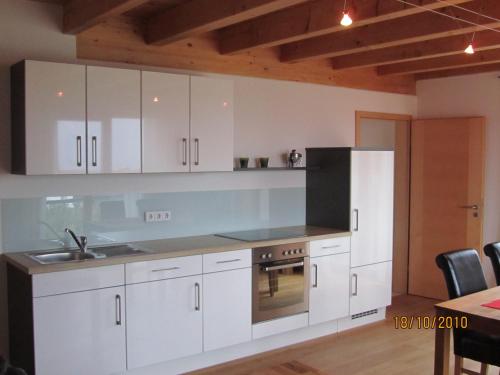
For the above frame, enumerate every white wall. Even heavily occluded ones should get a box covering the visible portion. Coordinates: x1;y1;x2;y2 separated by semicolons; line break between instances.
417;72;500;285
0;0;418;359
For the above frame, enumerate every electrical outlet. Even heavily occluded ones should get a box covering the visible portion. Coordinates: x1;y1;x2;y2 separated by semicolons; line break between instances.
145;210;172;223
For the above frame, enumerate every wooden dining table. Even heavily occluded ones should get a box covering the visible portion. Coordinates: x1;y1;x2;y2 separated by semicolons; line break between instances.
434;286;500;374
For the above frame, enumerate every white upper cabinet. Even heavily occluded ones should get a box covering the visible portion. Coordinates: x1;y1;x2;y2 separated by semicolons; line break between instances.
309;252;350;325
190;76;234;172
87;66;141;174
142;71;190;173
12;61;236;175
350;150;394;267
14;60;86;175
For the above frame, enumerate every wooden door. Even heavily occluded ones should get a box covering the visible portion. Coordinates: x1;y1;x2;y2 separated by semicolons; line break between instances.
409;117;485;300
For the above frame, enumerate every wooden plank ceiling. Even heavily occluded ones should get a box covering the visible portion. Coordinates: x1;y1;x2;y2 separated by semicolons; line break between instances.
34;0;500;94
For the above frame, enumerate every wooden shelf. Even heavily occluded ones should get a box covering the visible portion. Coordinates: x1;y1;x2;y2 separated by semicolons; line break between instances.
233;167;306;171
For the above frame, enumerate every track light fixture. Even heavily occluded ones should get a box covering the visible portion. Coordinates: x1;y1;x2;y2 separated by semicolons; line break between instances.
464;43;475;54
340;0;353;27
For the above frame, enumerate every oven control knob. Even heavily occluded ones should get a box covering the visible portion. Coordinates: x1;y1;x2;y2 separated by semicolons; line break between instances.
299;249;303;253
293;249;298;254
267;253;273;259
287;250;292;255
260;254;267;259
282;251;287;256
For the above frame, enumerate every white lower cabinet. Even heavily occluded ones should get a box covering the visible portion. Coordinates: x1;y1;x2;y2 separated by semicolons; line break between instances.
203;268;252;351
126;275;203;369
33;286;126;375
309;252;350;325
350;261;392;315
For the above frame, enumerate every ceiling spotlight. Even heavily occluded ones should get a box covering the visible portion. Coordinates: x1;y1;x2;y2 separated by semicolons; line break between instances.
464;43;475;55
340;12;353;27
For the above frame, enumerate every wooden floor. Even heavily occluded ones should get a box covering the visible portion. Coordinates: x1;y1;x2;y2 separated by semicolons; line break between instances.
192;295;500;375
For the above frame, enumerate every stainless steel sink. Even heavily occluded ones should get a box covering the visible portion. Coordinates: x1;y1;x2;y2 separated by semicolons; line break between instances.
29;244;148;265
89;244;147;258
30;251;98;264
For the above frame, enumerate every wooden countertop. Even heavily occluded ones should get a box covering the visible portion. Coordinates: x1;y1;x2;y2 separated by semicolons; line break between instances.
3;226;350;275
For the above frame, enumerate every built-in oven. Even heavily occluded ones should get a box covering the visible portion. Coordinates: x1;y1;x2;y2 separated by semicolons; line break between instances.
252;242;309;323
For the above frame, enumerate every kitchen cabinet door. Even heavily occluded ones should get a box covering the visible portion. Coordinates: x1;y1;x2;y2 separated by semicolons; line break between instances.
203;268;252;351
33;286;126;375
87;66;141;174
350;261;392;315
142;71;190;173
309;252;350;325
350;150;394;267
126;275;203;369
21;61;86;175
190;76;234;172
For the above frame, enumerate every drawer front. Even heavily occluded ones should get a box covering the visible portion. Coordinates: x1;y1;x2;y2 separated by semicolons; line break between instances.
32;265;124;297
310;236;351;257
203;249;251;273
126;255;202;284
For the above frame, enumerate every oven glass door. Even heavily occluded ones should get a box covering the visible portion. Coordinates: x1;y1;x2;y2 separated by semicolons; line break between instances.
253;257;309;323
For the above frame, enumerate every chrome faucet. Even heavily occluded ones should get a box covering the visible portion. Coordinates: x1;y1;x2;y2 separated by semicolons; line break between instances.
64;228;88;253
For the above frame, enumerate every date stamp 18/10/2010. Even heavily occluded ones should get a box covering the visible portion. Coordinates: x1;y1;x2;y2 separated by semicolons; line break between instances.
394;315;469;329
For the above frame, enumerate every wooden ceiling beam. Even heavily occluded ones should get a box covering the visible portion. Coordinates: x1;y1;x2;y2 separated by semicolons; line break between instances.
416;62;500;80
63;0;148;34
281;0;500;63
331;29;500;70
145;0;308;46
219;0;471;55
377;48;500;75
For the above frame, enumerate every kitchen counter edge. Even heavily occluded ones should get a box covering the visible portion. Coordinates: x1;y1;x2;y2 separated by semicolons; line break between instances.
3;227;351;275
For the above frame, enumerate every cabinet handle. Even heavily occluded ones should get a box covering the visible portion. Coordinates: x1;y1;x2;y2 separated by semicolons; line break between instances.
194;282;201;311
76;136;82;167
194;138;200;166
91;136;97;167
312;264;318;288
151;267;180;273
352;273;358;296
321;245;340;249
353;209;359;232
182;138;187;166
115;294;122;325
216;258;241;264
264;261;304;272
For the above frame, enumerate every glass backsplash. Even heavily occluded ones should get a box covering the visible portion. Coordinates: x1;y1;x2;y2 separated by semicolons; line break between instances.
1;187;305;252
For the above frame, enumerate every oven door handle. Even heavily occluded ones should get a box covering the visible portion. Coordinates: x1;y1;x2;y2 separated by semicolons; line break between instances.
263;261;304;272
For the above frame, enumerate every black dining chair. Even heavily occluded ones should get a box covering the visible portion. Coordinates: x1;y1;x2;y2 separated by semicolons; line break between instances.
436;249;500;375
484;242;500;286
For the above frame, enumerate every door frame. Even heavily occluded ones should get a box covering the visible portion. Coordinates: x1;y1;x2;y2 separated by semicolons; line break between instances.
355;111;412;145
355;111;412;295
